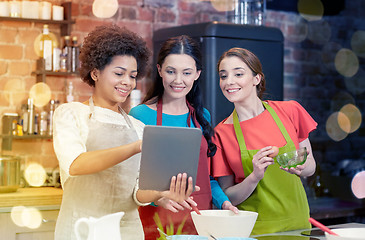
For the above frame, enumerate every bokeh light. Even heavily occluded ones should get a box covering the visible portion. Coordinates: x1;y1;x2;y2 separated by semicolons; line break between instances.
33;32;59;57
307;20;331;45
11;206;43;229
331;91;355;111
24;163;47;187
351;30;365;58
22;207;43;229
297;0;324;22
344;68;365;95
92;0;119;18
321;42;342;71
210;0;236;12
339;104;362;133
29;82;52;108
3;79;27;105
335;48;359;77
11;206;27;227
326;112;348;141
351;171;365;199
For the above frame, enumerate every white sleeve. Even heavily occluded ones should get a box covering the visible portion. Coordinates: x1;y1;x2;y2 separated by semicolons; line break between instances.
53;104;88;183
133;178;151;206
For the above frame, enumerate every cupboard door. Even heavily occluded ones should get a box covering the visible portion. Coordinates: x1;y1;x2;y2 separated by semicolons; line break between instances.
0;209;59;240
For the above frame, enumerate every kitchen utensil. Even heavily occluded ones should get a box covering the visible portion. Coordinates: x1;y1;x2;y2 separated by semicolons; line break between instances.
166;235;208;240
308;218;338;236
157;227;168;238
191;210;258;240
255;236;319;240
74;211;124;240
0;155;21;193
191;205;201;215
276;147;307;168
325;228;365;240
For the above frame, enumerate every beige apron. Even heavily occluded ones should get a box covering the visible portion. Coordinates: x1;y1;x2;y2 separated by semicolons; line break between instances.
55;98;144;240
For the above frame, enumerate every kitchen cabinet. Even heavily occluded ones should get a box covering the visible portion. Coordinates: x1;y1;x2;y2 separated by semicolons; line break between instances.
0;187;62;240
0;209;59;240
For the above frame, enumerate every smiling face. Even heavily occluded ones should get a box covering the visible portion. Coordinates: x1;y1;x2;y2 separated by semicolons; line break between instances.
158;54;201;101
218;56;261;104
91;55;137;110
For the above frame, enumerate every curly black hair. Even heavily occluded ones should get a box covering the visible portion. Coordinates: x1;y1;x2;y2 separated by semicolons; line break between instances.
79;24;151;87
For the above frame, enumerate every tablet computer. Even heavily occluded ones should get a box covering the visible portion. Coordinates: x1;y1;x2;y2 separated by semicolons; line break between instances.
138;125;202;191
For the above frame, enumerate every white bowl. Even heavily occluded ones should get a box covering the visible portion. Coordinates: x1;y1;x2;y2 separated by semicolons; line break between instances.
325;228;365;240
191;210;258;240
167;235;208;240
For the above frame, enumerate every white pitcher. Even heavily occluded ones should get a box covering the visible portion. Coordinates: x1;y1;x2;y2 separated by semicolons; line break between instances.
74;211;125;240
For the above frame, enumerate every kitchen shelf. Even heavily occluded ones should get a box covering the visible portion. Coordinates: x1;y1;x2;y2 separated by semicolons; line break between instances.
0;2;74;36
32;69;79;82
1;134;52;151
0;134;52;140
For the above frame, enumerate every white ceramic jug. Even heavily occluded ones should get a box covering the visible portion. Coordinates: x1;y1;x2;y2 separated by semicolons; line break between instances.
74;211;125;240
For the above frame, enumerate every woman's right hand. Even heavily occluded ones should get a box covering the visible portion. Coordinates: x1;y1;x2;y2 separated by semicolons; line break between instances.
155;196;198;213
251;146;275;181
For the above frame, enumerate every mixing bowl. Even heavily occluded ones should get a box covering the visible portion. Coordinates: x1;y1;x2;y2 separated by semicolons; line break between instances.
167;235;208;240
276;147;307;168
191;210;258;240
325;228;365;240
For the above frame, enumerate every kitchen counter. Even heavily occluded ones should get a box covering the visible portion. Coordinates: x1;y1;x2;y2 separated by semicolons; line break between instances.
308;197;365;221
0;187;62;212
252;223;365;239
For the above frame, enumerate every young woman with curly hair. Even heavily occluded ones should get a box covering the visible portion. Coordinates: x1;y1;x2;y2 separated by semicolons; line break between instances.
53;25;195;240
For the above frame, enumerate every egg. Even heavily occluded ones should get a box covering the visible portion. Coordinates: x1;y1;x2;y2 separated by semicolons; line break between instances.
268;146;279;158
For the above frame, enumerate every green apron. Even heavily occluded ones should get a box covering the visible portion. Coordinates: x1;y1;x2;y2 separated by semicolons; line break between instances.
233;101;310;235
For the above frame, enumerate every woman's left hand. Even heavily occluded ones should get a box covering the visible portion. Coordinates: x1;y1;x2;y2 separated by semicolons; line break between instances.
280;164;305;175
161;173;196;203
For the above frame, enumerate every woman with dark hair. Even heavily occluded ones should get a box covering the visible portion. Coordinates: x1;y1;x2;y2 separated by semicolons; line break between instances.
53;25;195;240
129;35;237;239
211;47;317;235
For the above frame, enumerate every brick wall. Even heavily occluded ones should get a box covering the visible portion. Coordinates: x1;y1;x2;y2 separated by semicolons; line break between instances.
1;0;364;172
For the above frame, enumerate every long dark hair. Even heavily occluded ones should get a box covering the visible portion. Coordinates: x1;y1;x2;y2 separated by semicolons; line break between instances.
143;35;216;157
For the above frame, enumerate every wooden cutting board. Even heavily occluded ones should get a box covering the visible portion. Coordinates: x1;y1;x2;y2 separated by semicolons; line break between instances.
0;187;63;207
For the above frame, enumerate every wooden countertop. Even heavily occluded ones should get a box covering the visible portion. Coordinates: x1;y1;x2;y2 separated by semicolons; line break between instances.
0;187;63;208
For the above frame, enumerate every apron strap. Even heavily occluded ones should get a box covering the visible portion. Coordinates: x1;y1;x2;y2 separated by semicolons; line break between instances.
233;109;250;161
262;101;292;144
156;98;197;128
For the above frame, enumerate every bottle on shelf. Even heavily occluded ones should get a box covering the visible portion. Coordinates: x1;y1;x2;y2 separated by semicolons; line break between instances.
53;47;61;72
39;110;48;136
34;113;39;135
66;81;74;103
62;36;72;72
27;98;35;135
48;100;55;136
20;103;28;134
71;36;80;73
40;24;53;71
